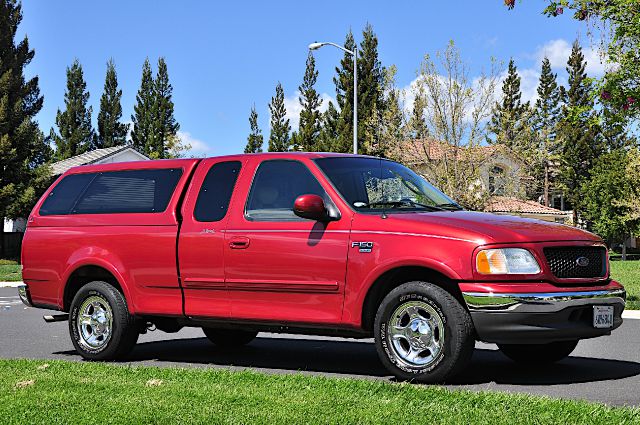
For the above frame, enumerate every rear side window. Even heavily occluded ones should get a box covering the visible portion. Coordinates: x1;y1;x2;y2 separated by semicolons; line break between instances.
39;168;183;215
194;161;241;222
245;160;326;221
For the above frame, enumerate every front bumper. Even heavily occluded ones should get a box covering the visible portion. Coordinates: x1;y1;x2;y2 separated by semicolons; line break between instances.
462;287;626;344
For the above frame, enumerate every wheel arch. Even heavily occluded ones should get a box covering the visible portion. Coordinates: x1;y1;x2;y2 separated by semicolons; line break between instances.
359;263;465;333
61;259;132;313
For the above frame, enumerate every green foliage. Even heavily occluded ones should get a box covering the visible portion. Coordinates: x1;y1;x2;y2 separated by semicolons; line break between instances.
1;359;639;424
268;82;290;152
244;105;263;153
333;30;357;153
131;58;155;156
131;58;182;159
408;82;428;140
297;52;322;151
0;0;51;220
152;58;180;159
581;149;639;244
488;58;531;151
50;59;95;160
317;101;339;152
97;59;128;148
557;41;602;221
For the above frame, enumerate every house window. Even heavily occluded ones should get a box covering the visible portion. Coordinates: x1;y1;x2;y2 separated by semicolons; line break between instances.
488;166;506;196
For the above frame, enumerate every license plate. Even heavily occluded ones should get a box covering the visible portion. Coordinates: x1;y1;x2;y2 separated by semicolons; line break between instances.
593;305;614;329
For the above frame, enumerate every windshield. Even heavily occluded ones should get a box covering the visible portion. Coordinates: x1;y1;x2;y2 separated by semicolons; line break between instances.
315;157;462;212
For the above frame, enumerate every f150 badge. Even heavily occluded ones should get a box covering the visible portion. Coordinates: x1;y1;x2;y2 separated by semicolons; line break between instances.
352;241;373;253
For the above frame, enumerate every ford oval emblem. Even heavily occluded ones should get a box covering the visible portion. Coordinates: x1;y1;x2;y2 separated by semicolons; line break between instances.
576;256;590;267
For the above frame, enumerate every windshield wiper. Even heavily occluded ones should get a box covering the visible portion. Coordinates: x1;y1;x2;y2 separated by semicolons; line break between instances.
364;200;445;211
435;202;463;211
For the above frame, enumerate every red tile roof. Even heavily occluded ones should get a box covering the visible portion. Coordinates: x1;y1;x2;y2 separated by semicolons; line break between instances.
484;196;568;215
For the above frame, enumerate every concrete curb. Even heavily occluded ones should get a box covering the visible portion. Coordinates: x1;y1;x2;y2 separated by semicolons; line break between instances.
3;281;639;319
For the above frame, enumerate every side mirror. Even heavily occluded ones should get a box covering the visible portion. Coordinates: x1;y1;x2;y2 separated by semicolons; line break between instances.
293;194;333;222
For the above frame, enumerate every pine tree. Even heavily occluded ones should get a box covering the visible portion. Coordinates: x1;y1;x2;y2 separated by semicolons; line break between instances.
333;30;357;153
131;58;155;156
379;66;405;158
268;82;290;152
357;24;385;156
51;59;95;159
0;0;51;227
557;40;601;225
244;105;263;153
488;58;530;150
409;82;428;140
97;59;127;148
152;57;180;159
297;52;322;151
532;57;562;206
318;101;340;152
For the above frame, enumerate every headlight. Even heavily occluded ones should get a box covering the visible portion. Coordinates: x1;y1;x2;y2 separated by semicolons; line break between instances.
476;248;541;275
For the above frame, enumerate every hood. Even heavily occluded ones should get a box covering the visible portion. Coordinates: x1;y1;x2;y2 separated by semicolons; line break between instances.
377;211;601;245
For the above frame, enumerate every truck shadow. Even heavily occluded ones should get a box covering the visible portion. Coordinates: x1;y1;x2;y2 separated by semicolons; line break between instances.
56;335;640;386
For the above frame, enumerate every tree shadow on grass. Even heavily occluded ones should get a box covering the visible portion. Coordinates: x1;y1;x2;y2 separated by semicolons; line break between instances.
54;335;640;386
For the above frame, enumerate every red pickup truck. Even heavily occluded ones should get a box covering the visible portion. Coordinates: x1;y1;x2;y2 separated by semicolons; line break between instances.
19;153;625;382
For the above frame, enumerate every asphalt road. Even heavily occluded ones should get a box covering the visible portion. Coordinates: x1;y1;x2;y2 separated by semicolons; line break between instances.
1;287;639;406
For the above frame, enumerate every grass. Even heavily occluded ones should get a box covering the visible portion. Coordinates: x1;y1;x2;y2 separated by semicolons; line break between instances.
610;260;640;310
0;359;638;424
0;260;21;281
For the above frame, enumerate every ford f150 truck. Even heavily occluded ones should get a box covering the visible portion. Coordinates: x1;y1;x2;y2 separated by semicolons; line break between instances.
19;153;625;382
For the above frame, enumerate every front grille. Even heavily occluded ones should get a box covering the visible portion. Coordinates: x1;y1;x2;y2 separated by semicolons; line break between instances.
543;246;607;279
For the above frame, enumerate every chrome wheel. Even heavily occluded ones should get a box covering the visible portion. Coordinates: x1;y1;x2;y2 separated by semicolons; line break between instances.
76;296;113;351
387;300;444;368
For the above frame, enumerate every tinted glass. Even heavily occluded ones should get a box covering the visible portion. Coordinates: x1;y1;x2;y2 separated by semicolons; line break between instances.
194;161;241;222
39;168;183;215
246;160;326;221
39;173;96;216
315;157;461;212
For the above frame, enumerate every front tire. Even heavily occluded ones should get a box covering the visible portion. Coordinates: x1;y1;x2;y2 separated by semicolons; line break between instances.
374;281;474;383
202;328;258;347
498;340;578;364
69;281;138;360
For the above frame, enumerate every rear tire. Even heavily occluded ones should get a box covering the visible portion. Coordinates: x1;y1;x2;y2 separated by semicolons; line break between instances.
69;281;138;360
498;340;578;364
374;281;474;383
202;328;258;347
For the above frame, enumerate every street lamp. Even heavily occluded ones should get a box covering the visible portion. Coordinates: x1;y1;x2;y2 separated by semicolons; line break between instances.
308;41;358;155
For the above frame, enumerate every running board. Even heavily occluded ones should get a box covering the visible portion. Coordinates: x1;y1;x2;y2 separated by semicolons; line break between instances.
43;314;69;323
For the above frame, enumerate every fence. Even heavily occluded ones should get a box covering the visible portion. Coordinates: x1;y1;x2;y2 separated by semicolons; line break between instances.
0;232;24;261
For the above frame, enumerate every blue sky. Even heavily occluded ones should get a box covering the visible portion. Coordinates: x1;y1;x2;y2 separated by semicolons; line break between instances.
18;1;604;157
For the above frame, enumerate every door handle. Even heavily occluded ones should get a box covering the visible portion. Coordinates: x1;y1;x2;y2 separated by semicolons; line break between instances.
229;236;250;249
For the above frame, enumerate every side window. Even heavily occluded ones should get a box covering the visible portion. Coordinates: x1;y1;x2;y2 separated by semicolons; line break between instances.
194;161;241;222
246;160;326;221
39;173;96;216
39;168;183;215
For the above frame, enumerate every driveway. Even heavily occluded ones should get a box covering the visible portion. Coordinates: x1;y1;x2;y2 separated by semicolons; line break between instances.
1;287;639;406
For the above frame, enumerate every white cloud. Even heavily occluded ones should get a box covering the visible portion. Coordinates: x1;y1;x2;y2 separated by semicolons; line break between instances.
282;91;336;131
533;38;607;76
178;131;212;157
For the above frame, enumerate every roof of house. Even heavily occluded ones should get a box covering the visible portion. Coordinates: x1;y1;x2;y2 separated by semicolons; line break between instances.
391;138;522;166
484;196;568;216
50;146;146;175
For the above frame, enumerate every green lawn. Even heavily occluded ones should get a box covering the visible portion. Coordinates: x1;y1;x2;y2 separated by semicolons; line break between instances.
0;260;21;282
0;359;638;424
610;260;640;310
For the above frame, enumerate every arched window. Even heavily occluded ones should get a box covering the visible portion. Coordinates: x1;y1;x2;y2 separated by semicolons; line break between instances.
488;165;506;195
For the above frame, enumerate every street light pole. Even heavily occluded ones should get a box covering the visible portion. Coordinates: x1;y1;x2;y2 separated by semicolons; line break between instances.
308;41;358;155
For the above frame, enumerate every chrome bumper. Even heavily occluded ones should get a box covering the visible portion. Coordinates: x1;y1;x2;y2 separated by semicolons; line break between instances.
18;284;33;307
462;288;626;314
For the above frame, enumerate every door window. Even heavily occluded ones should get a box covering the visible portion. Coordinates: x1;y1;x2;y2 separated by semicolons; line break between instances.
245;160;326;221
194;161;242;222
